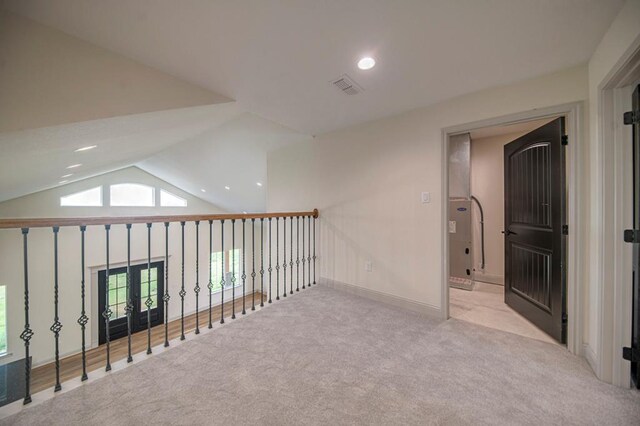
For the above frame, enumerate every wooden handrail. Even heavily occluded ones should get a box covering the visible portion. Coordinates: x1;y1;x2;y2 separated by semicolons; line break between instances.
0;209;319;229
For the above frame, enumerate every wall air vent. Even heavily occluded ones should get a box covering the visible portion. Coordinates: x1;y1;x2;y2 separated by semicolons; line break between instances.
331;74;363;96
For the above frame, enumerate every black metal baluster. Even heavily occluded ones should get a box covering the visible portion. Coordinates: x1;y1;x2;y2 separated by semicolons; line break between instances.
242;218;247;315
231;219;236;319
313;214;317;285
308;215;312;286
251;218;256;310
180;222;186;340
282;217;287;298
302;217;306;289
125;224;133;362
51;227;62;392
290;217;294;294
208;220;213;329
268;218;272;303
296;217;300;292
260;219;265;307
194;221;200;334
103;225;112;371
146;223;152;354
78;226;88;381
20;228;33;404
220;220;225;324
276;217;280;301
164;222;170;347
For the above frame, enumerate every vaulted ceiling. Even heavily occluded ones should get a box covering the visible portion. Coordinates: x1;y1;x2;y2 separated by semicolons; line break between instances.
0;0;626;212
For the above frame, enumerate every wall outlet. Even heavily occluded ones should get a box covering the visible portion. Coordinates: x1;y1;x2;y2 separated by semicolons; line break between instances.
365;260;372;272
421;192;431;203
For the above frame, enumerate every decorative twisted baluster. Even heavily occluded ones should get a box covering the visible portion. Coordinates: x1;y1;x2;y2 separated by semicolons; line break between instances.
103;224;112;371
146;223;152;354
50;226;62;392
290;217;294;294
78;226;88;381
194;221;200;334
313;215;317;285
260;218;265;307
220;220;225;324
208;220;213;329
296;217;300;292
302;217;306;289
125;224;133;362
275;218;280;301
308;215;312;287
282;217;287;298
20;228;33;404
231;219;236;319
268;218;272;304
180;222;186;340
242;218;247;315
164;222;170;347
251;218;256;310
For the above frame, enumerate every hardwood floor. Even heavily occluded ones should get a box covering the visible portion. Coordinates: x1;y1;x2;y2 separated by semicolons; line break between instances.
31;292;266;394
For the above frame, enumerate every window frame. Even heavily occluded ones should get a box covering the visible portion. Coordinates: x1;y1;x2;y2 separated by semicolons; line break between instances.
60;186;103;207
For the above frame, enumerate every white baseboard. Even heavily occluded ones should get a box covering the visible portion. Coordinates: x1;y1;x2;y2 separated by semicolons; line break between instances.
473;272;504;286
583;343;600;377
321;278;441;318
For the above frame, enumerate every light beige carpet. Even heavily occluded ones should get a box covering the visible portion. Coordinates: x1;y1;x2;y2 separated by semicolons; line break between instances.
2;285;639;425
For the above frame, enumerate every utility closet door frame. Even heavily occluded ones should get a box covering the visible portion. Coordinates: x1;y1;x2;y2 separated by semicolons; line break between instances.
441;102;584;357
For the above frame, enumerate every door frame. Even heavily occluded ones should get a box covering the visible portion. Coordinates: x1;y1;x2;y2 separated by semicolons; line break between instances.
441;101;584;356
596;41;640;387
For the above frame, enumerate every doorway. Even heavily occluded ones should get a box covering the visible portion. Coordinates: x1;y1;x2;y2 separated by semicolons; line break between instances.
445;114;571;346
97;261;164;344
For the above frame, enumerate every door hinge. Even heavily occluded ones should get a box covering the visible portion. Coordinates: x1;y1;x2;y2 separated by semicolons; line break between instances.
623;346;640;362
562;312;568;324
624;229;640;243
624;110;640;125
561;135;568;146
562;225;568;235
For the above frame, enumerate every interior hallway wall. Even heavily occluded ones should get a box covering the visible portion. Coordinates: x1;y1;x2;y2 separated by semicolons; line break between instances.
267;65;588;317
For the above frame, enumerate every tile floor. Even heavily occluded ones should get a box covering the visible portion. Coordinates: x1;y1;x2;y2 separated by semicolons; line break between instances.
449;281;559;345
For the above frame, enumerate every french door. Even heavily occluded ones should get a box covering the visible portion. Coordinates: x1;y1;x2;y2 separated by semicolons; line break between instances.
98;261;164;344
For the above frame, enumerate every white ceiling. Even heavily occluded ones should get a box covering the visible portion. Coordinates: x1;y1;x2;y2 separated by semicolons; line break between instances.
2;0;624;135
0;103;243;203
137;113;311;213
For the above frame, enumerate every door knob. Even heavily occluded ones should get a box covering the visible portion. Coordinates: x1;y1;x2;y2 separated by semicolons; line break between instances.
501;229;517;236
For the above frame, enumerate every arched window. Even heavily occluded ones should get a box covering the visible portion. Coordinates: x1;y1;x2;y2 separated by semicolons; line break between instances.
60;186;103;206
110;184;155;207
160;189;187;207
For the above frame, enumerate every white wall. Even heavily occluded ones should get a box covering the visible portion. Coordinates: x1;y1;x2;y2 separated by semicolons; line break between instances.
267;65;588;315
0;167;266;366
0;10;227;133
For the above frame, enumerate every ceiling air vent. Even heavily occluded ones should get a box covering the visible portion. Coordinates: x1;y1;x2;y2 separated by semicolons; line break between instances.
331;74;363;96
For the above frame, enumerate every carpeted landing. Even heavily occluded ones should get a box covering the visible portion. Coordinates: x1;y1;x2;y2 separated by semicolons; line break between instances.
2;285;639;425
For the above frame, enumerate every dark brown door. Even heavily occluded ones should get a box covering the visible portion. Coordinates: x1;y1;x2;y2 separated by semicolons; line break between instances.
504;117;566;343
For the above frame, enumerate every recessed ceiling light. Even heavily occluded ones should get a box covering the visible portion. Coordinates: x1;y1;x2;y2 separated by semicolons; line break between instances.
256;182;263;187
225;186;230;190
66;164;82;169
61;174;73;178
357;57;376;70
201;189;206;193
59;180;68;184
74;145;97;152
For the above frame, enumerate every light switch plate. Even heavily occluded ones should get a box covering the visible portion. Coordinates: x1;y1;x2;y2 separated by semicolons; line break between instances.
421;192;431;203
365;261;372;272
